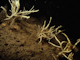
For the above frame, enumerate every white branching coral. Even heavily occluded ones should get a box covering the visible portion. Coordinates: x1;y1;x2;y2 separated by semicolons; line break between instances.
0;0;39;20
37;17;80;59
49;32;80;60
57;33;80;60
37;17;62;43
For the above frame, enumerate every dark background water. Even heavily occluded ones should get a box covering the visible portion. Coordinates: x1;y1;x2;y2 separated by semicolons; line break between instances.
0;0;80;42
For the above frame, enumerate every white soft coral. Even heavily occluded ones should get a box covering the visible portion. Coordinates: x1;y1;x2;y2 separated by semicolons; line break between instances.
57;33;80;60
37;17;62;43
0;0;39;20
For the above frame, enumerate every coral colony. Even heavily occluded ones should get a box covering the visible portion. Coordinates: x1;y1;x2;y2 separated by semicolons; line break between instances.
1;0;39;20
37;17;80;60
1;0;80;60
0;0;39;26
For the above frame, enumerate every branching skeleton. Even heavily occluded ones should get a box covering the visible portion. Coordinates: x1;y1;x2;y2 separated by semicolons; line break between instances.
0;0;39;26
37;17;80;60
